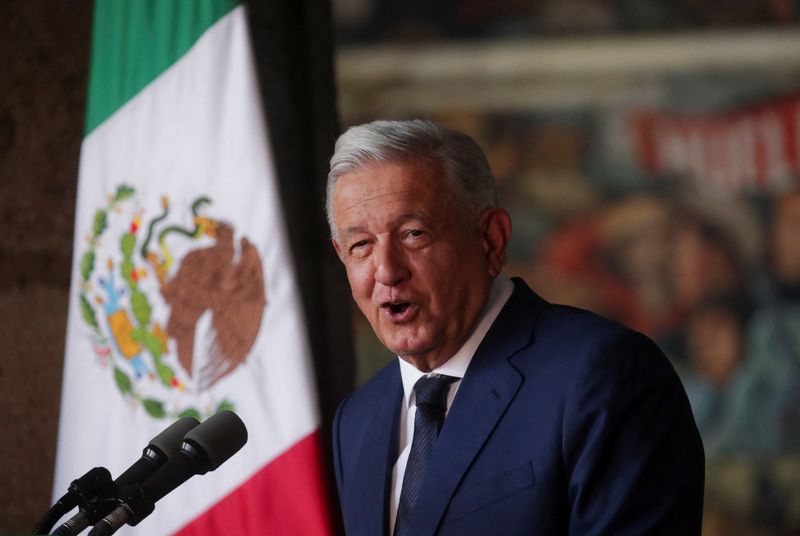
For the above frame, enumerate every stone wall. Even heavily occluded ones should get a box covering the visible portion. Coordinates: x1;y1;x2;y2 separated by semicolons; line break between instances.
0;1;91;531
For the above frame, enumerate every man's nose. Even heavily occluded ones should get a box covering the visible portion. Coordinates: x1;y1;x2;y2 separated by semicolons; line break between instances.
373;240;410;286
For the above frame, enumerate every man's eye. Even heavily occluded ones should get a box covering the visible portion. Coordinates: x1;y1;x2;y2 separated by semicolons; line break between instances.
406;229;425;238
349;240;369;253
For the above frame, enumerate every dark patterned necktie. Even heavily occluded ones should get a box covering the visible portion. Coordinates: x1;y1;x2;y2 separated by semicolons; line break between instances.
394;374;459;536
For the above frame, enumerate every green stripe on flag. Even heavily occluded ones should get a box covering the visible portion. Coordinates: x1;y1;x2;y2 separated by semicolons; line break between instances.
85;0;238;135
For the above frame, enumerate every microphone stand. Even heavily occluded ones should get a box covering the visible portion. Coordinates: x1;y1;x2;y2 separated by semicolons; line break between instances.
50;487;123;536
88;445;201;536
87;483;155;536
32;467;112;535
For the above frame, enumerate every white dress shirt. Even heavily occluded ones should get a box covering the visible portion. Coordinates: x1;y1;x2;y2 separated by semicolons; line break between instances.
389;275;514;534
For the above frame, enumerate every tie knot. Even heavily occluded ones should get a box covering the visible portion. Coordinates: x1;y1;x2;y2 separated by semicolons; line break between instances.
414;374;458;411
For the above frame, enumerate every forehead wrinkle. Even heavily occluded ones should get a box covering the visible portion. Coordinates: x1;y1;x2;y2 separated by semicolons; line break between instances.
333;162;451;239
339;187;411;212
334;188;408;233
395;212;430;225
339;225;368;239
340;211;431;238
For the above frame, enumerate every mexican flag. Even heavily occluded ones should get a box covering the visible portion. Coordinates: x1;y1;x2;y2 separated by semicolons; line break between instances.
53;1;333;534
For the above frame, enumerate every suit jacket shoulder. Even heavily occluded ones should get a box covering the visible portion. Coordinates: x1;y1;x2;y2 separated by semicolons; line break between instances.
439;280;704;535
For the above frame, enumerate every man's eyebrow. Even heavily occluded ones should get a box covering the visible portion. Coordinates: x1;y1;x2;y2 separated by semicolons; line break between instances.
396;212;427;223
340;226;368;239
340;213;430;239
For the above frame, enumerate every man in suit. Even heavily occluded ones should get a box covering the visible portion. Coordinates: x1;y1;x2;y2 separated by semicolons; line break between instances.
328;119;704;535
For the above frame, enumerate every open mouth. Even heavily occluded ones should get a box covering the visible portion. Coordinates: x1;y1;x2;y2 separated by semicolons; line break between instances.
384;301;410;315
380;301;417;322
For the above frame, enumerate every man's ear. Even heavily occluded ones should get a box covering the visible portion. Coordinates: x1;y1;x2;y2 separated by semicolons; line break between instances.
480;208;512;277
332;238;343;261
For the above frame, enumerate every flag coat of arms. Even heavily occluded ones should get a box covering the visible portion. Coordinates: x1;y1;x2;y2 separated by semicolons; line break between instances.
53;1;332;534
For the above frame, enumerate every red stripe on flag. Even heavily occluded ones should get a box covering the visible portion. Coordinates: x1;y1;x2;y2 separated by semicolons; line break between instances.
175;430;334;536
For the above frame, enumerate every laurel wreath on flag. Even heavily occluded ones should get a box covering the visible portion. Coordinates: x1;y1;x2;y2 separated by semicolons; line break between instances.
77;184;235;420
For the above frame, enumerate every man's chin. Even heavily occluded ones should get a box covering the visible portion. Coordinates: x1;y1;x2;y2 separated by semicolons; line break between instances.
390;343;449;372
389;345;429;358
396;353;438;372
384;339;435;361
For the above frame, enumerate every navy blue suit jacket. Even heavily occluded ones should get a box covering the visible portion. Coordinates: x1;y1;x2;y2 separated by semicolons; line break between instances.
333;279;704;535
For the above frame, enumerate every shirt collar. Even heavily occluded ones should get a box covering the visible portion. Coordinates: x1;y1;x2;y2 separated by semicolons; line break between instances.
398;274;515;408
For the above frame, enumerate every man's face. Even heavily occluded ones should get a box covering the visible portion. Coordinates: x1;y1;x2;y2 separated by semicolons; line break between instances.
332;161;509;371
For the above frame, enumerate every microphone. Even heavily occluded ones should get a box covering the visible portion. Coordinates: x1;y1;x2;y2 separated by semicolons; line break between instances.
115;416;201;485
48;416;200;536
89;410;248;536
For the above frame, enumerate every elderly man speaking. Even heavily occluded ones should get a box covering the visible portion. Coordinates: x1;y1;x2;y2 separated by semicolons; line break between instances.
328;119;704;536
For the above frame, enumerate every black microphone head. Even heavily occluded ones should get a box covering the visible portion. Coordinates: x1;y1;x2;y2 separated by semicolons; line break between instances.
117;411;248;521
184;410;248;471
148;416;200;457
114;416;200;487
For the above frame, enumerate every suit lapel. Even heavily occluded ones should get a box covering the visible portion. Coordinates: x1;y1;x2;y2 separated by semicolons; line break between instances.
409;280;546;534
348;366;402;535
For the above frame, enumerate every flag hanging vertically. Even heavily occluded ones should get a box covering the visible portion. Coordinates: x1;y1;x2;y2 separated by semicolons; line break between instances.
53;1;333;534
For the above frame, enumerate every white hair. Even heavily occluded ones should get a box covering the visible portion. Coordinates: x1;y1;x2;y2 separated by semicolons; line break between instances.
326;119;499;238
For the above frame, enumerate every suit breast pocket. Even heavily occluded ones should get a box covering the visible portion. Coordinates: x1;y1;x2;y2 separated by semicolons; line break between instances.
446;461;536;522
